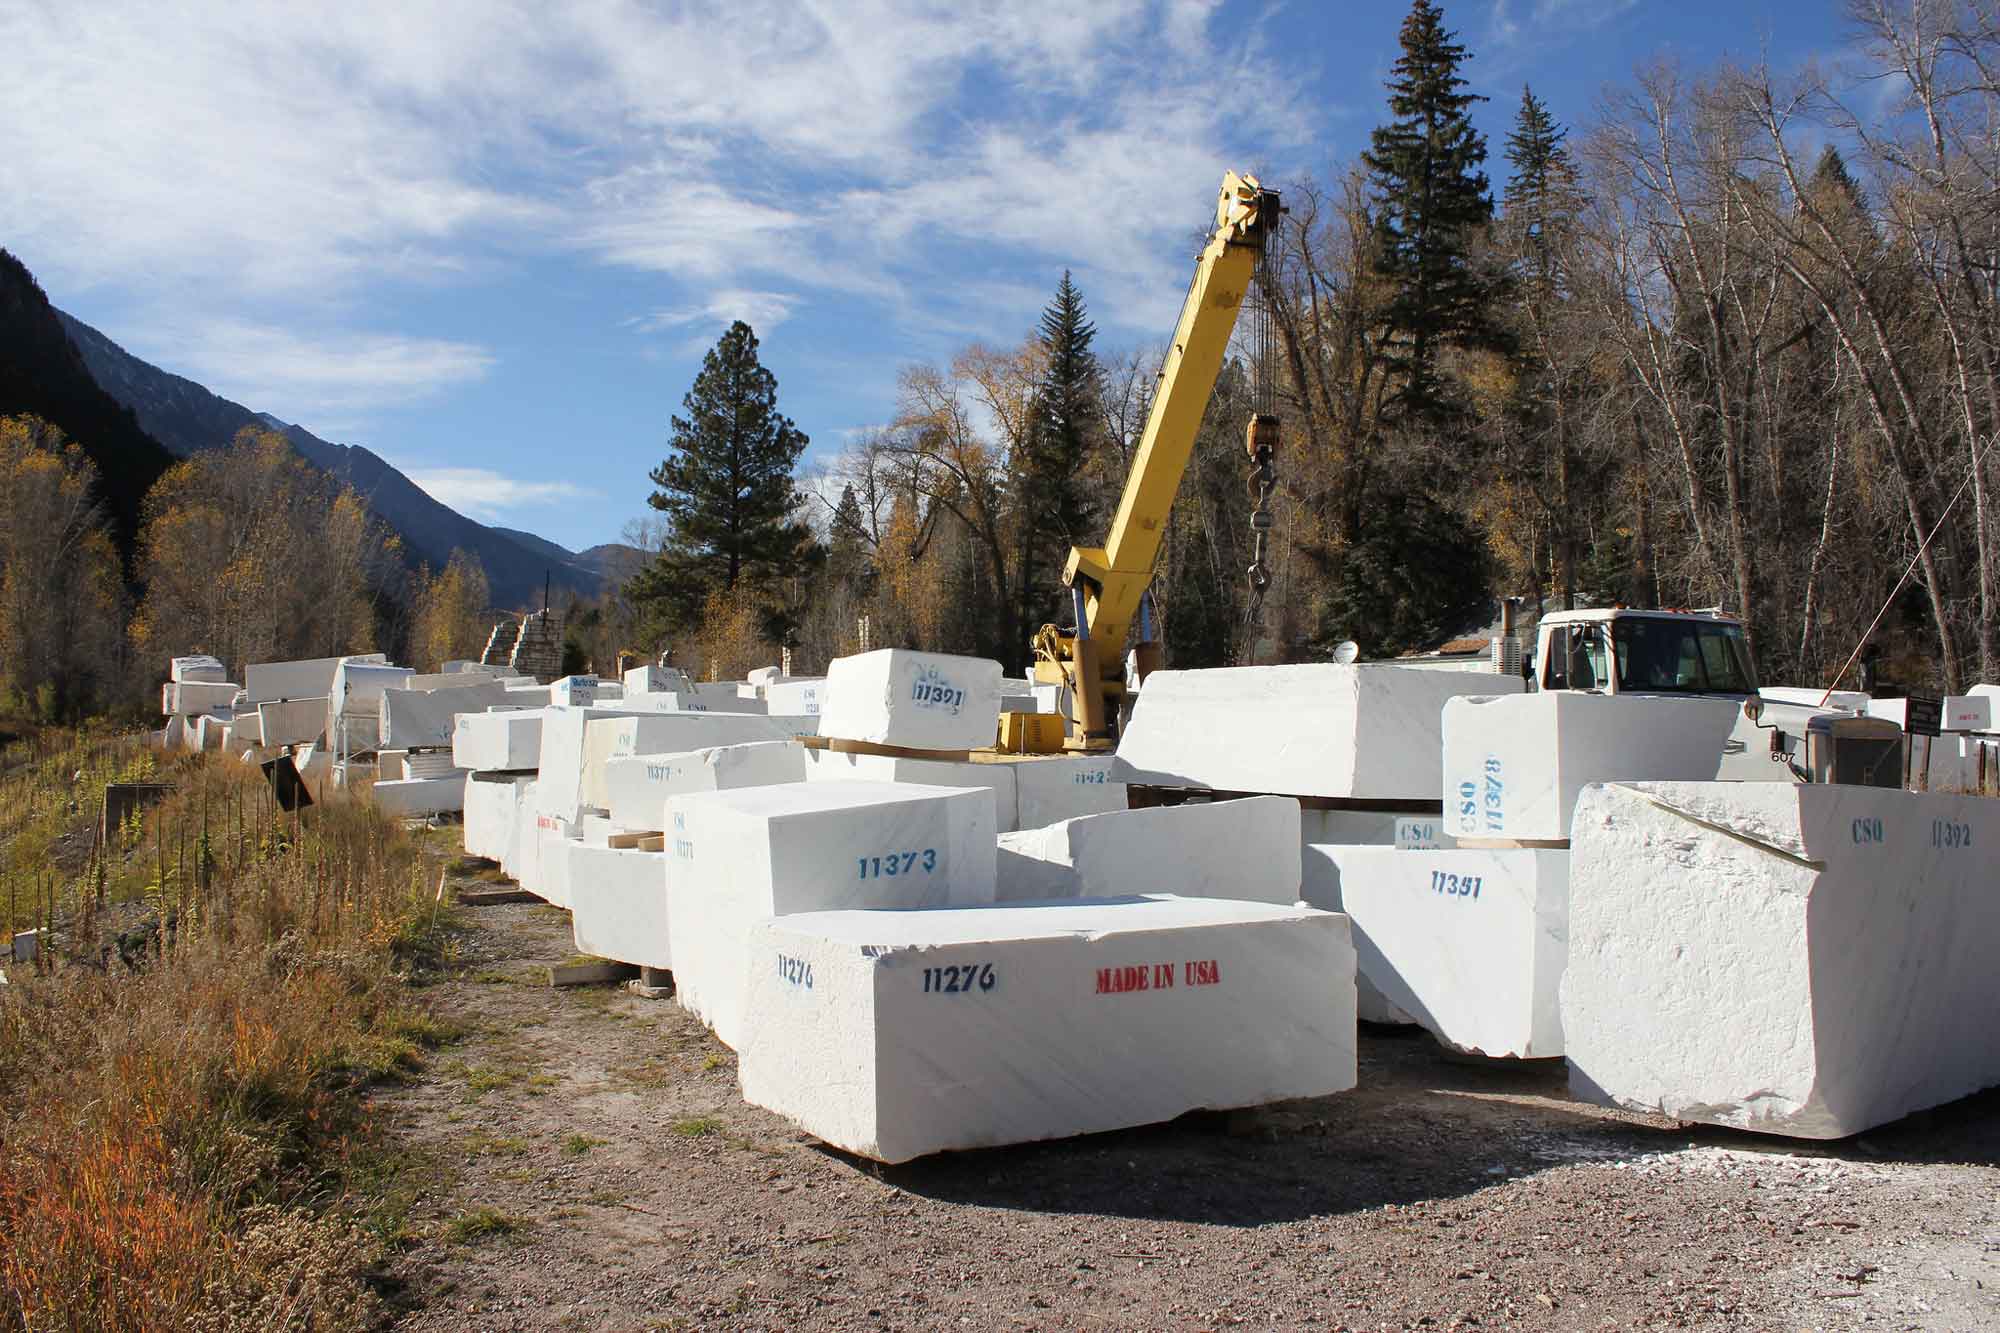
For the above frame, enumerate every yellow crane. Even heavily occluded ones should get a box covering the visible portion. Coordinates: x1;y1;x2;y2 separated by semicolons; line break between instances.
1032;171;1283;751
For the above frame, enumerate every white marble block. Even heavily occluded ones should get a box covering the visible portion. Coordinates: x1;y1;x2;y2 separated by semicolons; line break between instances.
379;683;509;750
664;782;998;1049
464;773;531;862
579;714;796;812
763;678;825;716
1562;781;2000;1138
819;650;1004;751
327;661;415;750
255;697;328;749
500;781;539;882
161;680;239;717
624;665;693;695
244;654;383;705
453;709;545;772
995;796;1301;905
1115;664;1524;801
539;831;577;908
738;896;1358;1163
1011;754;1127;830
1303;844;1568;1057
569;845;672;970
601;742;806;831
1441;692;1742;842
371;776;466;817
549;675;602;706
806;749;1015;833
170;655;226;684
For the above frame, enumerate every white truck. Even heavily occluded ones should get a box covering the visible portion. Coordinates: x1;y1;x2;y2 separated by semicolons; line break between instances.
1524;607;1904;787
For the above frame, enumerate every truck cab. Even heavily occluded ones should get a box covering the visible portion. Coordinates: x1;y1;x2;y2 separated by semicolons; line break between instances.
1532;608;1756;698
1528;607;1902;786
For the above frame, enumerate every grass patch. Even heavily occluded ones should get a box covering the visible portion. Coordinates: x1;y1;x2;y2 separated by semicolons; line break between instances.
701;1052;728;1072
561;1134;607;1157
672;1115;724;1138
464;1134;529;1158
0;741;455;1329
444;1206;529;1243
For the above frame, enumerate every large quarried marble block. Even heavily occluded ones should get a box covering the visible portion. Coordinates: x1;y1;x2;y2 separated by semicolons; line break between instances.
737;896;1358;1163
1011;754;1127;830
762;678;825;716
1303;844;1568;1056
1114;664;1523;800
464;773;532;863
379;683;509;750
996;796;1301;905
569;845;671;970
452;709;545;772
1562;781;2000;1138
371;776;465;817
255;697;327;749
578;714;794;812
624;665;693;695
806;749;1015;832
162;681;239;717
819;650;1004;751
1441;692;1742;842
601;742;805;831
245;655;381;705
664;782;998;1049
171;655;227;684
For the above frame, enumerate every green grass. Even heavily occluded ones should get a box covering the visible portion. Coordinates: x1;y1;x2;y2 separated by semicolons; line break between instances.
672;1115;724;1138
561;1134;607;1157
444;1206;529;1243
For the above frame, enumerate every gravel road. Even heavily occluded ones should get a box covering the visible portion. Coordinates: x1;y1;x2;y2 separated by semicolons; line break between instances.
374;886;2000;1332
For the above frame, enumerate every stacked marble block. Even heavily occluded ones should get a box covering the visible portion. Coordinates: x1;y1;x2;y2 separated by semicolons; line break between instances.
456;709;546;866
1303;691;1745;1057
370;677;513;817
161;656;241;752
1563;781;2000;1137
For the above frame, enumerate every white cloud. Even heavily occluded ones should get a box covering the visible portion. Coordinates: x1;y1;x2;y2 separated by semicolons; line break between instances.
130;319;496;417
1;0;1315;394
627;289;802;349
403;468;592;521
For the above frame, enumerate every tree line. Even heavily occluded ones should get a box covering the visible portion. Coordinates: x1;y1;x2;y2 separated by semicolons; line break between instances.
0;418;500;718
604;0;2000;696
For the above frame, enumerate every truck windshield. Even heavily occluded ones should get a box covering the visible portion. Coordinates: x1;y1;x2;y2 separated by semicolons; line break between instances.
1611;619;1755;694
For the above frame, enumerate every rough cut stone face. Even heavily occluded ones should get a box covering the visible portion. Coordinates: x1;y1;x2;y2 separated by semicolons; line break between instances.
806;750;1014;831
463;773;531;863
1303;844;1569;1057
1011;754;1127;830
1440;692;1741;843
170;655;226;684
1113;664;1523;801
1562;781;2000;1138
737;895;1358;1163
452;709;544;772
819;650;1004;751
663;781;998;1050
569;844;671;970
602;742;806;831
370;776;465;817
996;796;1301;906
379;683;510;751
578;715;796;812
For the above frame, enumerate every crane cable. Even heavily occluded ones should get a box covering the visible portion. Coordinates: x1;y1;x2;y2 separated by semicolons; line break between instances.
1239;219;1282;664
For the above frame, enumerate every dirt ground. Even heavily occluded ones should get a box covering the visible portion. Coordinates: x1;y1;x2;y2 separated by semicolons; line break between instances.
373;873;2000;1332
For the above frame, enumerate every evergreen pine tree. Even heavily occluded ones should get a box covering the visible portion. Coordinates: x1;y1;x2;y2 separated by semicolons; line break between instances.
1017;272;1104;629
1503;84;1579;295
626;321;810;636
1362;0;1499;419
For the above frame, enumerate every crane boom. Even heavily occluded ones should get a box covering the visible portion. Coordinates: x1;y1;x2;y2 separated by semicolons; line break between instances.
1033;172;1281;750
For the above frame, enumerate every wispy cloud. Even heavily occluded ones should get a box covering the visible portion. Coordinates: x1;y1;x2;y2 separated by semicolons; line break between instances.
131;319;496;417
403;468;592;521
626;290;803;346
0;0;1313;355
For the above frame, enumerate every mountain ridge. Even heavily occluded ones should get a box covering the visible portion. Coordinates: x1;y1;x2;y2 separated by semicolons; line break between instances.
53;310;612;609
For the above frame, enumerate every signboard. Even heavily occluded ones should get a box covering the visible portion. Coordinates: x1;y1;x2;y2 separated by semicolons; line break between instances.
1904;693;1943;738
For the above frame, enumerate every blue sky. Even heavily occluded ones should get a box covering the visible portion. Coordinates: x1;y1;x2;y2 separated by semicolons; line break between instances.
5;0;1840;553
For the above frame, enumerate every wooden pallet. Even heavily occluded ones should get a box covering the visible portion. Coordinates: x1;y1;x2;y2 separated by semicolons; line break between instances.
797;735;972;762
